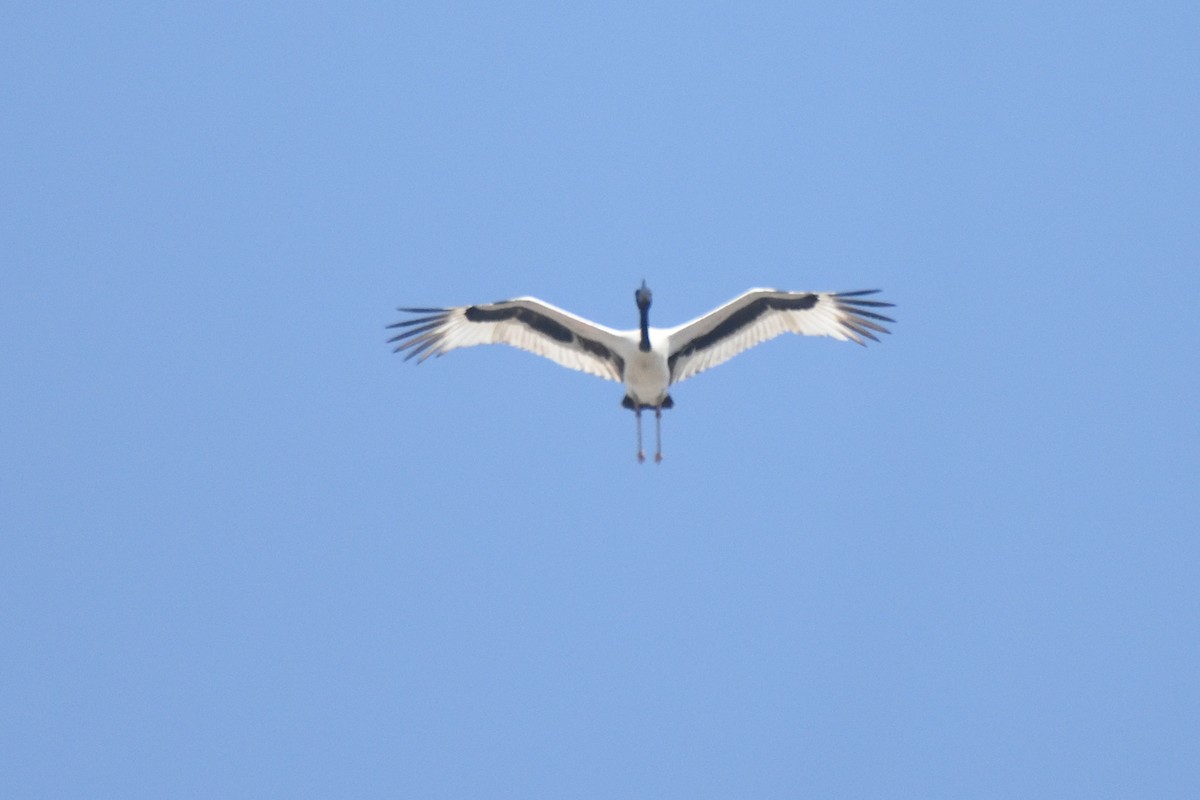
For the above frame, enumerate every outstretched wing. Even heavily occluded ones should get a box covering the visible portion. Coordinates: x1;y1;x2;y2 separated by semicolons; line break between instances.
388;297;628;383
666;289;894;384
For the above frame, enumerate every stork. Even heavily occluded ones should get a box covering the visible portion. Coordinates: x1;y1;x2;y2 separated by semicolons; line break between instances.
388;283;894;462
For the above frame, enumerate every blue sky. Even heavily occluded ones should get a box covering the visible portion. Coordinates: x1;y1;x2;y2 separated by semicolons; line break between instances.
3;2;1198;797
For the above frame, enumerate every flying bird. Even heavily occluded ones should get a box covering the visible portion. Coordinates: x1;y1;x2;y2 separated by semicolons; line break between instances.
388;283;894;462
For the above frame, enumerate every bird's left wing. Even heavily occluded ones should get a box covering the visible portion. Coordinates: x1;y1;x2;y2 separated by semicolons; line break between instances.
666;289;894;384
388;297;627;382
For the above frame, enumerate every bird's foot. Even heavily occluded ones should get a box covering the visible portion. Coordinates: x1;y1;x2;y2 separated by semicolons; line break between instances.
637;451;646;463
654;452;663;464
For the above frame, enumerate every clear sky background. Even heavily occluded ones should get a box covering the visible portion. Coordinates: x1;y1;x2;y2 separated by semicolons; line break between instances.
3;2;1198;797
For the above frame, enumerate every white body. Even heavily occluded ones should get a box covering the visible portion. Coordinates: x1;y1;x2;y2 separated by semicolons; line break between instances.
620;330;673;407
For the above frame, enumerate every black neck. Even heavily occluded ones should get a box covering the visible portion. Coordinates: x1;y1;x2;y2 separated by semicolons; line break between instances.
638;307;651;352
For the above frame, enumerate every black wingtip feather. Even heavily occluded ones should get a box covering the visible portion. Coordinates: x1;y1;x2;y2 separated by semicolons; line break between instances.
848;308;895;324
402;338;438;361
387;321;443;343
842;299;895;309
835;291;896;336
387;315;445;330
849;315;890;334
843;320;881;342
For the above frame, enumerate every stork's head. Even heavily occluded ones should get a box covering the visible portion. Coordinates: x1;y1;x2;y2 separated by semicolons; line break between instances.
635;280;652;310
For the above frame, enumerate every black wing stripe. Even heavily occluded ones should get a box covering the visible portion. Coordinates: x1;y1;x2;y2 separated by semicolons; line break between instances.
388;302;625;380
464;305;573;342
668;293;820;373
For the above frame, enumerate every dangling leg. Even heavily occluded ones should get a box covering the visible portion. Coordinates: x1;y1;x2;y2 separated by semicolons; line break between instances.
654;406;663;463
636;407;645;463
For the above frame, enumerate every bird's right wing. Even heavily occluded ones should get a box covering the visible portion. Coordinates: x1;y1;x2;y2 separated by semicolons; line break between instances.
388;297;628;383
